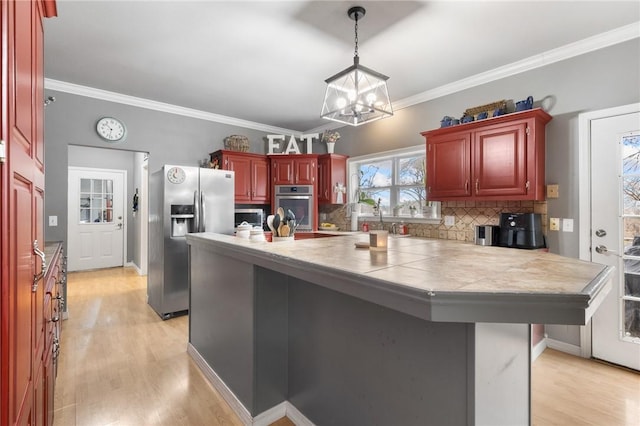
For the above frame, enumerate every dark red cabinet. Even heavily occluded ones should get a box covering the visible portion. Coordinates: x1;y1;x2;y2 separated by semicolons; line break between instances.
422;108;552;201
1;2;58;425
318;154;348;204
270;155;317;186
210;150;270;204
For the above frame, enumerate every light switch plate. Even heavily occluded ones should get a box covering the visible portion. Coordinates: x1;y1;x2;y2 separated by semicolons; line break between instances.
550;218;560;231
547;184;559;199
562;218;574;232
48;215;58;227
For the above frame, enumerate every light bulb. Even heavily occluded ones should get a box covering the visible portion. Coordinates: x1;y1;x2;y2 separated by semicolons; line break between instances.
336;98;347;109
366;93;376;104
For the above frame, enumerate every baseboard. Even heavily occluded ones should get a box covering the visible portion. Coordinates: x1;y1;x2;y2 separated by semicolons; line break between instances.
252;402;287;426
187;344;252;425
531;338;547;362
285;402;315;426
545;338;582;357
188;343;316;426
253;401;315;426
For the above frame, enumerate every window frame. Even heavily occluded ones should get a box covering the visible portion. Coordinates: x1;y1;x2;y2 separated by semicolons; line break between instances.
347;145;441;223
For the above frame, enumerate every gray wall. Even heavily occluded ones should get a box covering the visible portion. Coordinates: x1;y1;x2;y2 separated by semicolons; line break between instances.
44;94;272;256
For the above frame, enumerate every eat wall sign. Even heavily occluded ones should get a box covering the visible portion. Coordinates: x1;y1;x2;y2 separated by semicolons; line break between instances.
267;133;319;155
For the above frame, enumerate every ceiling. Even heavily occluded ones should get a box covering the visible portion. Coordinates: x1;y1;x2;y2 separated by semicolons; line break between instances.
44;1;640;133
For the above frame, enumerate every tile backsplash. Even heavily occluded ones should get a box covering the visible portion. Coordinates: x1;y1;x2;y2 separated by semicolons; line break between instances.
320;200;547;242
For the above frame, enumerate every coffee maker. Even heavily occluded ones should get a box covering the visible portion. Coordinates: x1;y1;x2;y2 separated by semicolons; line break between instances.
498;213;545;249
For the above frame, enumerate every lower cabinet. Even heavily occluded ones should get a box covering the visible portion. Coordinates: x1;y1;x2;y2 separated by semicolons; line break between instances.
39;243;64;426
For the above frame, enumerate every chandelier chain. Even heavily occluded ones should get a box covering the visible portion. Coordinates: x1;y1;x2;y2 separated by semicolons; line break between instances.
354;14;359;58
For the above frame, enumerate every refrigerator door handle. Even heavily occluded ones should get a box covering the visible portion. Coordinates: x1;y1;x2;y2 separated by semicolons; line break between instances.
193;190;200;232
200;191;206;232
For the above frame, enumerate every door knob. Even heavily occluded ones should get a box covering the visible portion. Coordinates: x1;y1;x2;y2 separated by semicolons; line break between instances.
595;229;607;237
595;245;617;255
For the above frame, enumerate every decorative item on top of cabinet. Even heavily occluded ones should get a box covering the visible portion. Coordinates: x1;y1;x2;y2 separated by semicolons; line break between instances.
223;135;250;152
269;154;318;185
209;150;270;204
318;154;348;204
422;108;552;201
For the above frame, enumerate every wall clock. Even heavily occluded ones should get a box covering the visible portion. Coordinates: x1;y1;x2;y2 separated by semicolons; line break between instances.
167;166;186;184
96;117;127;142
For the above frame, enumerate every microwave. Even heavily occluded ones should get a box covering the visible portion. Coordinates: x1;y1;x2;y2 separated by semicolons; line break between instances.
234;208;264;229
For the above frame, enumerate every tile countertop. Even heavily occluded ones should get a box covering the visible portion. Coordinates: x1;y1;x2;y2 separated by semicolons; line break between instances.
186;232;614;325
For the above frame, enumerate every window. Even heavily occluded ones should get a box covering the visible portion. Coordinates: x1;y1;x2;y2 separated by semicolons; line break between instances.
79;178;114;223
348;146;440;220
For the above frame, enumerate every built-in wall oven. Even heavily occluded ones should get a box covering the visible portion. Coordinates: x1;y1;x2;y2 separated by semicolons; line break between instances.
274;185;314;232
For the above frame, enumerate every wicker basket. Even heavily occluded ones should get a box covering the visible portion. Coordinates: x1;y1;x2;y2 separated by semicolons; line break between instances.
224;135;250;152
464;100;507;118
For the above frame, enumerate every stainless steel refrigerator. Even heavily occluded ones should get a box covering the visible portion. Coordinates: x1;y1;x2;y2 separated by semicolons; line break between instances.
148;165;235;319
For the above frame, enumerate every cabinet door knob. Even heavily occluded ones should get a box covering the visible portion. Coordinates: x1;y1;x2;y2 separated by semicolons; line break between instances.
475;179;479;194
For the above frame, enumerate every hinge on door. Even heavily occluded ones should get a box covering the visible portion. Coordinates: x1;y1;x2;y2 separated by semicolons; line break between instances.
0;139;6;163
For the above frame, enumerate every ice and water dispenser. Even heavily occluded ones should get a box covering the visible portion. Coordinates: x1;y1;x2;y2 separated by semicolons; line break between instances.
171;204;194;237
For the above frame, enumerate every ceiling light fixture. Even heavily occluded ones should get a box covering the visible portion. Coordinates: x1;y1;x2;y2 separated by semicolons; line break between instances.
321;6;393;127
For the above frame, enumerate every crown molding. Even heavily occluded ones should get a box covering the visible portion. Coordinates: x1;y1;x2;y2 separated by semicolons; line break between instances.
391;22;640;111
44;79;300;136
45;22;638;134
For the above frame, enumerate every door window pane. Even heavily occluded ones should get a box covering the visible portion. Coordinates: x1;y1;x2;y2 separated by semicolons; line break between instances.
624;300;640;338
79;178;114;224
620;134;640;343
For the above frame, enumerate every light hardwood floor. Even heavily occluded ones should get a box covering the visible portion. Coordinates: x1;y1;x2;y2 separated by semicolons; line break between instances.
54;267;639;425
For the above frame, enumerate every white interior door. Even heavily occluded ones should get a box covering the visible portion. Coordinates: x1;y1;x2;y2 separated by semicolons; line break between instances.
68;167;126;271
590;108;640;371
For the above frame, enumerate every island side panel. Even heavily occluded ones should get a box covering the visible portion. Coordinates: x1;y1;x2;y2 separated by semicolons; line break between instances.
287;277;471;425
473;323;531;425
254;267;289;414
189;246;256;412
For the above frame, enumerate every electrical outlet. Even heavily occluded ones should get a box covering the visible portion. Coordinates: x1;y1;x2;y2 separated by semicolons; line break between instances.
48;215;58;227
562;218;574;232
550;218;560;231
547;184;559;199
444;215;455;227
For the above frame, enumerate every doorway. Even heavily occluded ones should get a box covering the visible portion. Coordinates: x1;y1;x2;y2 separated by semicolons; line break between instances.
580;103;640;370
66;145;149;275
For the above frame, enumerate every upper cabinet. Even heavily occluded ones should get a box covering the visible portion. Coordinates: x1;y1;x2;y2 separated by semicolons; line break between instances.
318;154;348;204
422;108;552;201
270;154;317;186
210;150;270;204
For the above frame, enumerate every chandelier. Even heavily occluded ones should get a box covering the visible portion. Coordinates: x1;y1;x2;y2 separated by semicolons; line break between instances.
321;6;393;127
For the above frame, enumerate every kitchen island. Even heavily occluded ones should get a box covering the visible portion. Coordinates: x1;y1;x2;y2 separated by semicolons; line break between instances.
186;232;612;426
